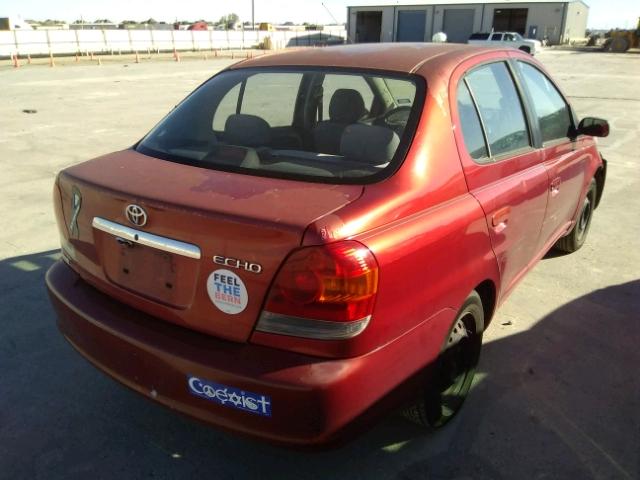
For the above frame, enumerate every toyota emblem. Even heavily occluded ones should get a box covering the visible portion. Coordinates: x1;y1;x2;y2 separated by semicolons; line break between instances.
125;204;148;227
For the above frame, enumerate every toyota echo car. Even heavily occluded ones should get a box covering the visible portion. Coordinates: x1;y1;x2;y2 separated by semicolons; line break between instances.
46;44;608;446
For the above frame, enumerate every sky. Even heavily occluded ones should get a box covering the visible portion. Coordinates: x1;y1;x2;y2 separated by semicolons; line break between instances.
2;0;638;29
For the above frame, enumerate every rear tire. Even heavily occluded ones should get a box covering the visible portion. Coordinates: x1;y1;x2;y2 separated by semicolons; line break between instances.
403;291;483;429
610;36;630;53
554;179;597;253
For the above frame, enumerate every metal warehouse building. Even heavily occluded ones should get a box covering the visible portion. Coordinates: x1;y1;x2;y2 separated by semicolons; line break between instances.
347;0;588;45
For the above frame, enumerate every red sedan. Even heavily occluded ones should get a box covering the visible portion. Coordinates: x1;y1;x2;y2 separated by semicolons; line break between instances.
46;43;608;446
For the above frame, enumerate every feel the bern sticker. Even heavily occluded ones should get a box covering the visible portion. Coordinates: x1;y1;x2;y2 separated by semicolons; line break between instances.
207;269;248;314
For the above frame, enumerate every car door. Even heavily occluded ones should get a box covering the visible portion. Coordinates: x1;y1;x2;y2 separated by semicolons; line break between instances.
451;58;549;297
513;59;590;249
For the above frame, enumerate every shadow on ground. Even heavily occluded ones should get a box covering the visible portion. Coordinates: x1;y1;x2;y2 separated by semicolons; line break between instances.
1;251;638;479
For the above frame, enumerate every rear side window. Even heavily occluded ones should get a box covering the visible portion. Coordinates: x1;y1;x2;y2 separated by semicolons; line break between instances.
491;34;503;41
456;81;488;161
464;62;530;157
469;33;490;40
516;62;573;143
212;83;240;131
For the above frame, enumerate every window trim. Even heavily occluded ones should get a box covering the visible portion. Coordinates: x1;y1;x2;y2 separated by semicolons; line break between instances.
458;59;536;164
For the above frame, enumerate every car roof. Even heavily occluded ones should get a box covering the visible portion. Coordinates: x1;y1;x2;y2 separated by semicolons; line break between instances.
228;43;498;75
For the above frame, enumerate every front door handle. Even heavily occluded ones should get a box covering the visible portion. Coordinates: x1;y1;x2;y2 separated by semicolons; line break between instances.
550;177;561;196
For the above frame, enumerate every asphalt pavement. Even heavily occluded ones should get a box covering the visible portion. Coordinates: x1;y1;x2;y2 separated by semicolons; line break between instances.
0;49;638;479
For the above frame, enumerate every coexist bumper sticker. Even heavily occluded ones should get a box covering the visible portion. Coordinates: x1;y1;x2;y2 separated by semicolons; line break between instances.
187;376;272;417
206;269;248;314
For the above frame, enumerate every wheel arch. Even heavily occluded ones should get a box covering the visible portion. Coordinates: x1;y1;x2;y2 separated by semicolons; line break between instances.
474;279;497;331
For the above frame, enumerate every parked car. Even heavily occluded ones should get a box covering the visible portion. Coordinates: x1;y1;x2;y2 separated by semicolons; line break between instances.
46;43;608;447
469;31;542;55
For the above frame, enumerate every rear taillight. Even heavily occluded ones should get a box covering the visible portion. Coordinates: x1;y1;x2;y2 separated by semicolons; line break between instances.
256;241;379;340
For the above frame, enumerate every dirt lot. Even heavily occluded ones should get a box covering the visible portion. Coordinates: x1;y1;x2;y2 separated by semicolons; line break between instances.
0;50;638;479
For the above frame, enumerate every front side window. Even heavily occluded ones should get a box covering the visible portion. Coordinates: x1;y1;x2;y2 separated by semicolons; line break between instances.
137;68;422;183
322;74;374;115
464;62;530;157
517;62;573;143
385;78;417;106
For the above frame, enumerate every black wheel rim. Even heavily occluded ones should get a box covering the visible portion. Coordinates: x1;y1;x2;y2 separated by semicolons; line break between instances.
430;312;480;423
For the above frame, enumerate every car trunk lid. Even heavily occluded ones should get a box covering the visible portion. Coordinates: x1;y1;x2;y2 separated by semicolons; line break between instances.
56;149;363;342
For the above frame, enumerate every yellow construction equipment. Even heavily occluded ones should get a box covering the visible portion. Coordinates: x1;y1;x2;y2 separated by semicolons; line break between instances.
604;17;640;52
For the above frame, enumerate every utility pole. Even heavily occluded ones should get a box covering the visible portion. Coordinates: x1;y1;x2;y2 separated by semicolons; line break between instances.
251;0;255;30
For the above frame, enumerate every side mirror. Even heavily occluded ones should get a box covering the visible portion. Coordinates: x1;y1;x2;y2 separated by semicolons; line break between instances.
576;117;610;138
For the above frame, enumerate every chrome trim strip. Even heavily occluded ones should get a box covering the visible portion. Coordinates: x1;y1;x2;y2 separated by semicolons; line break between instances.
255;311;371;340
92;217;201;260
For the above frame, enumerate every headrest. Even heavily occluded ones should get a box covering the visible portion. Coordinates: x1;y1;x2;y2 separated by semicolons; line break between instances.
329;89;366;124
224;114;271;147
340;124;400;165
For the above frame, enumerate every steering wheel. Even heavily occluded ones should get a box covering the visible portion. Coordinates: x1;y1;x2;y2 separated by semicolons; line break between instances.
381;106;412;133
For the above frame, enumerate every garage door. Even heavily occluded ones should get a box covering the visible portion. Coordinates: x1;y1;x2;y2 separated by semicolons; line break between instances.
396;10;427;42
443;9;475;43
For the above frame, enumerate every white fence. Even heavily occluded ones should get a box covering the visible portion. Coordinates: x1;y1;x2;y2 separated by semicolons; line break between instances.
0;28;347;57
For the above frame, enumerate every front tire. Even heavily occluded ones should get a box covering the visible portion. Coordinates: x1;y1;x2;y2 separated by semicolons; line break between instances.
403;291;484;428
554;179;597;253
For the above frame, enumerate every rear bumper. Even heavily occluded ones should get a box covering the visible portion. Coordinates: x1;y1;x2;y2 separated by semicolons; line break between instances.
46;260;453;446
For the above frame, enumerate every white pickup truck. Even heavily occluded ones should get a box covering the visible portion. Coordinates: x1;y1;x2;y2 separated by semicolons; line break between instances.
468;32;542;55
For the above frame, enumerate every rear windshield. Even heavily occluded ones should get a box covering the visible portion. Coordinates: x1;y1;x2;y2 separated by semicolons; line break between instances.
136;67;423;184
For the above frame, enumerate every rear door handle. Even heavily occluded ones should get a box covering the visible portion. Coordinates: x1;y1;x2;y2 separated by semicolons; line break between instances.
492;206;510;232
550;177;561;195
